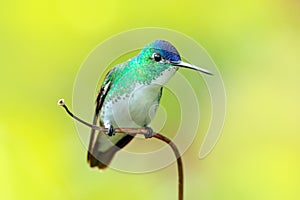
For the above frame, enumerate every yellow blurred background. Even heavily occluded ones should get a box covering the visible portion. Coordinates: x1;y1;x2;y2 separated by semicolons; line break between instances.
1;0;300;199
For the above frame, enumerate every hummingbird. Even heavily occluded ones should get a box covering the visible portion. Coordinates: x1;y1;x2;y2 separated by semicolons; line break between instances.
87;40;212;169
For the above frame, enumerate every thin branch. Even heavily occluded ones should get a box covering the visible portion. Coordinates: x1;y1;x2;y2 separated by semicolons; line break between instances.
58;99;184;200
153;133;183;200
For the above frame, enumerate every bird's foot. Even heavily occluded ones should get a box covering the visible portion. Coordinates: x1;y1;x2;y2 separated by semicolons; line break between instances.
144;126;154;138
107;124;115;136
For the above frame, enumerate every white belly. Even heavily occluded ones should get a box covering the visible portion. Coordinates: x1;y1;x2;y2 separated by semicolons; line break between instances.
100;84;162;128
100;66;178;129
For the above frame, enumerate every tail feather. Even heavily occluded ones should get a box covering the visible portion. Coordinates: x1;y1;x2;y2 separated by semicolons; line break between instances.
87;133;135;169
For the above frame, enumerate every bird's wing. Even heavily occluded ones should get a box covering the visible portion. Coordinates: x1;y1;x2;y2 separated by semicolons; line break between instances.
87;68;113;166
87;67;135;169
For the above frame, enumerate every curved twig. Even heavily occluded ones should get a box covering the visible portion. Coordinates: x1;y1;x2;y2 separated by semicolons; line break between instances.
58;99;184;200
153;133;183;200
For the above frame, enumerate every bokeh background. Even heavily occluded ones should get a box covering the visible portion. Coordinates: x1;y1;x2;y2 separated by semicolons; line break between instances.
1;0;300;199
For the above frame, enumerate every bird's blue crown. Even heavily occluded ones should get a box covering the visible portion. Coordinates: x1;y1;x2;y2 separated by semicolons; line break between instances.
139;40;181;62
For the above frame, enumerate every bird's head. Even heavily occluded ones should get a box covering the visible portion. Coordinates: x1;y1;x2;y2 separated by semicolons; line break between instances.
137;40;213;75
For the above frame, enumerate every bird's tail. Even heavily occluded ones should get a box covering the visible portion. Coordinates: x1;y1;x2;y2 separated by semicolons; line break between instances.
87;132;135;169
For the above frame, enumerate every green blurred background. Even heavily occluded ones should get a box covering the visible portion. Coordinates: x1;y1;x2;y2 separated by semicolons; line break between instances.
1;0;300;199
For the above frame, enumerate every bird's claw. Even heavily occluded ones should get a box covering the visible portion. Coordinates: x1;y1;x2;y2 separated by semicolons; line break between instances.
107;125;115;136
144;126;154;138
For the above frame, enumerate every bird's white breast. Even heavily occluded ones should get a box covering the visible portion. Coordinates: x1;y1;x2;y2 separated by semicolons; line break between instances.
100;66;178;129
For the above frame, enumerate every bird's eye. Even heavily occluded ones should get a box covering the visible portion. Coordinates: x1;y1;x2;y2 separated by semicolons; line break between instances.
152;53;162;62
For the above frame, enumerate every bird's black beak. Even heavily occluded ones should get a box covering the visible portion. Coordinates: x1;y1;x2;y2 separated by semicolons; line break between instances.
172;61;213;75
